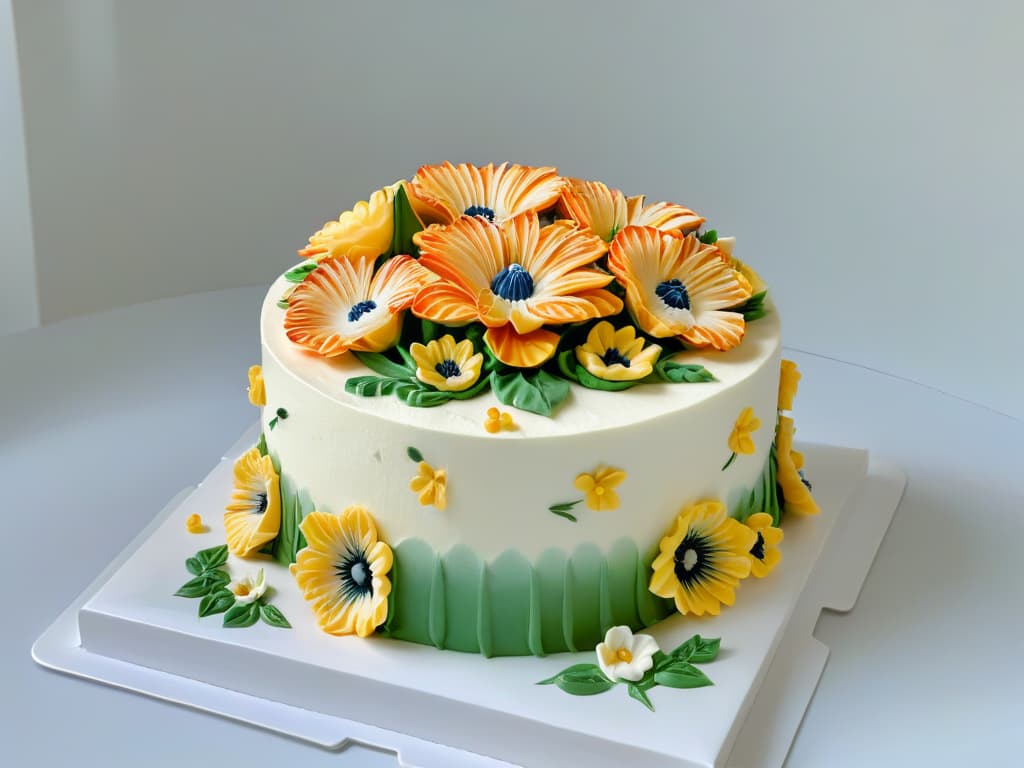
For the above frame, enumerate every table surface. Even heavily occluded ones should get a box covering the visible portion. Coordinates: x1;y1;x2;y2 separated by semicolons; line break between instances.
2;287;1021;768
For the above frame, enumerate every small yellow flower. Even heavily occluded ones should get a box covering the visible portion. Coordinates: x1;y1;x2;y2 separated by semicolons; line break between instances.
291;507;393;637
575;322;662;382
247;365;266;407
298;180;404;262
745;512;783;577
410;461;447;510
484;407;517;433
224;447;281;557
778;359;801;412
409;335;484;392
728;407;761;456
574;466;627;512
775;416;820;515
185;514;206;534
649;500;756;616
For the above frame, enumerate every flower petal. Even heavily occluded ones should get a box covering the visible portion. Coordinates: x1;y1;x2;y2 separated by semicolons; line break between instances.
483;325;559;368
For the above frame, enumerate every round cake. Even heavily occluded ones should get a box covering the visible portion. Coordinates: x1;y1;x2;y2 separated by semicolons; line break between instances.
230;162;819;656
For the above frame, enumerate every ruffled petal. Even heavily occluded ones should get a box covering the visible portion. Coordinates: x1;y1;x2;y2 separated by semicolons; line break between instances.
483;325;559;367
415;216;505;295
411;282;480;325
557;179;627;241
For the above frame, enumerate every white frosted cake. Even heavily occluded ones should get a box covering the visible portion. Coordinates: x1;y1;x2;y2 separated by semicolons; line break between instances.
207;162;819;665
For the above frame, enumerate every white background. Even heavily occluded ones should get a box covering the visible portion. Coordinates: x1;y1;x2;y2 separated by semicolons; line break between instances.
4;0;1022;419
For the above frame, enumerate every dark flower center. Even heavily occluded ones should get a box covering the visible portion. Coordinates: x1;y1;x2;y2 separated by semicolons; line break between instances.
435;359;462;378
750;531;766;561
673;532;713;586
491;263;534;301
336;549;373;602
600;348;631;368
464;205;496;222
656;278;691;310
254;492;268;515
798;469;813;491
347;300;377;322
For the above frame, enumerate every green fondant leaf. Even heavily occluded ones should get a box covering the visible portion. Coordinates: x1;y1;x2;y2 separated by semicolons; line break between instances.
738;290;768;322
194;545;229;571
185;557;204;576
575;365;636;392
699;229;718;245
549;499;583;513
537;663;615;695
397;383;453;408
627;682;656;711
223;601;261;628
260;604;292;629
490;369;570;417
548;508;578;523
556;349;580;383
199;589;235;617
276;299;290;310
654;360;715;384
654;662;713;689
284;262;318;283
407;446;424;463
174;571;229;599
670;634;721;664
420;318;439;343
256;432;268;457
352;351;415;379
391;183;423;257
446;375;491;401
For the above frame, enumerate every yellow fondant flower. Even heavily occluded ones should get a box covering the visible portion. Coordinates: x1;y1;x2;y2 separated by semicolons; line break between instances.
558;178;704;242
284;254;433;357
778;359;801;412
407;162;565;226
247;365;266;407
776;416;820;515
298;181;404;262
728;407;761;455
608;227;752;351
574;466;627;512
229;568;267;605
412;211;622;367
745;512;783;578
410;461;447;510
185;513;206;534
409;335;484;392
714;236;767;295
650;500;756;616
291;507;393;637
484;407;517;433
575;321;662;382
224;447;281;557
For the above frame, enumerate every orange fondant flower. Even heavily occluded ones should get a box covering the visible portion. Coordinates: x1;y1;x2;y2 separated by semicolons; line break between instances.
608;227;751;351
284;255;433;357
412;212;622;367
407;162;565;226
558;178;704;242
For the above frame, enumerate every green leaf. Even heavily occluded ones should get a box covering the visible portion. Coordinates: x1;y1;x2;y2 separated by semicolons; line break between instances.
737;290;768;322
670;634;721;663
260;604;292;629
420;319;440;342
537;663;615;695
391;183;424;257
654;662;713;689
256;432;268;457
699;229;718;244
185;557;203;576
556;349;580;383
490;369;570;417
223;601;261;628
548;499;583;513
396;383;453;408
627;682;656;711
284;262;318;283
548;508;578;523
194;545;229;571
407;446;424;463
654;360;715;384
199;589;236;617
174;570;230;598
276;299;290;310
353;351;415;379
575;365;636;392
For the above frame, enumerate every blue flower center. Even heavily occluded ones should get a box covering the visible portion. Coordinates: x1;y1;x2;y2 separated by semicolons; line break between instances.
435;359;462;379
600;348;631;368
255;492;268;515
464;205;496;222
656;279;691;310
491;263;534;301
750;531;766;561
336;549;373;602
347;300;378;322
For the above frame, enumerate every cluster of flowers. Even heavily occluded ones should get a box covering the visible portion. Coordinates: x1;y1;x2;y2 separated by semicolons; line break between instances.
280;162;766;403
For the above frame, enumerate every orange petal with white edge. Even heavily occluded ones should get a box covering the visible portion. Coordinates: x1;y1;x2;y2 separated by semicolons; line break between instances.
511;216;608;284
371;254;434;312
557;179;627;241
412;282;480;325
415;215;505;295
528;290;623;325
483;325;560;368
681;311;746;351
626;195;704;232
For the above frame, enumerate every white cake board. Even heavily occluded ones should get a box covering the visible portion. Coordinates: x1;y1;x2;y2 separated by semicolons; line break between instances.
32;425;904;768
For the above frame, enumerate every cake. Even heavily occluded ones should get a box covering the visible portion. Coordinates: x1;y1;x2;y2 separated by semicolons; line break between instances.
207;162;819;667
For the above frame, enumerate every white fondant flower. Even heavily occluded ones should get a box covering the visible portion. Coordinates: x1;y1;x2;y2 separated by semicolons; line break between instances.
596;625;659;682
229;568;267;605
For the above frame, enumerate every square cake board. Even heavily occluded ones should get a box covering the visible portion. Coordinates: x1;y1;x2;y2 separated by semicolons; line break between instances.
32;425;905;768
